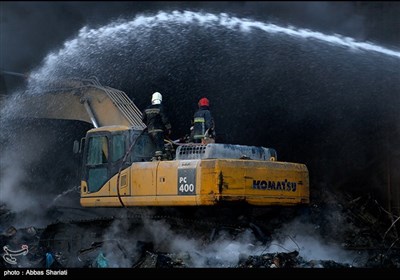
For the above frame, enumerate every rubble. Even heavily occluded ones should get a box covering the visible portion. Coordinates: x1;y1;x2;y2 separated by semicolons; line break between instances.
1;190;399;268
237;251;352;268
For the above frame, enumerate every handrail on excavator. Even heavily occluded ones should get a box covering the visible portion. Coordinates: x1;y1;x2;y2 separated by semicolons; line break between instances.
1;77;146;130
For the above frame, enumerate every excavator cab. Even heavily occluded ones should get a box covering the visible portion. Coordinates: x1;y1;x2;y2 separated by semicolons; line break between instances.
81;126;157;194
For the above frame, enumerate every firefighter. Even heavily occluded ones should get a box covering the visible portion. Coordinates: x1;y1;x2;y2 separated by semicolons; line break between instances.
191;97;215;144
142;92;172;158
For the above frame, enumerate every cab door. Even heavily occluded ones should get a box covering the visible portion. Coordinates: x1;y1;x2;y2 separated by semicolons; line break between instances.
108;132;130;196
84;134;110;194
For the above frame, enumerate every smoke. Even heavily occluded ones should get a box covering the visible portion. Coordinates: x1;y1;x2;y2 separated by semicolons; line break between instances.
97;209;363;268
0;92;86;228
99;216;263;268
0;112;55;227
169;227;259;267
0;137;46;213
267;219;360;266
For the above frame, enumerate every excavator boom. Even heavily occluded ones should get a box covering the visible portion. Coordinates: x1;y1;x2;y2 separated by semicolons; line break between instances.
3;78;145;129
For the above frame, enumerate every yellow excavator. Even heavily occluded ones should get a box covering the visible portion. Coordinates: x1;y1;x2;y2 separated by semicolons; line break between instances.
5;78;309;208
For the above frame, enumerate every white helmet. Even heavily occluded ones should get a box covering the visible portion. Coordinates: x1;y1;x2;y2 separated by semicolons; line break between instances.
151;92;162;105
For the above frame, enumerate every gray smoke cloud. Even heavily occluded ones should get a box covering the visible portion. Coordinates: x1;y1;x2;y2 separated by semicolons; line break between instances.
99;217;262;267
96;208;362;268
267;219;361;265
0;134;48;213
0;104;56;228
0;91;84;228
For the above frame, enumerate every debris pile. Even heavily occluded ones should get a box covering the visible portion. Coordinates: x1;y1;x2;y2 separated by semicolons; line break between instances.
237;251;351;268
1;190;399;268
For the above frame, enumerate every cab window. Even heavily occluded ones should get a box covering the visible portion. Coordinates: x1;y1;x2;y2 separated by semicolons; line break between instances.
87;136;109;165
112;134;126;162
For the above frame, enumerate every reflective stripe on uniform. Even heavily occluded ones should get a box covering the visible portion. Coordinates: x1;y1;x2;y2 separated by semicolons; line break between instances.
193;134;205;139
194;117;205;123
148;129;164;133
145;108;160;114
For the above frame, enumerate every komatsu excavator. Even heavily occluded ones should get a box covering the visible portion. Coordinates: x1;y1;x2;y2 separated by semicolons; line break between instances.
5;78;309;208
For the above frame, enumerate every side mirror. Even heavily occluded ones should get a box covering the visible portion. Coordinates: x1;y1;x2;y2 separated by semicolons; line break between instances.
73;140;80;154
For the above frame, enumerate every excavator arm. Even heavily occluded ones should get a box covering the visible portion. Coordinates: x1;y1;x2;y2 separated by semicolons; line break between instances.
2;77;146;129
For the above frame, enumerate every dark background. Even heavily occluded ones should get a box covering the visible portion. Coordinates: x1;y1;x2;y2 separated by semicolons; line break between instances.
1;1;399;76
1;1;399;213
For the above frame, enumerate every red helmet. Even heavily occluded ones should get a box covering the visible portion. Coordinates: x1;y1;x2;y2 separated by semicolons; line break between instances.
198;97;209;107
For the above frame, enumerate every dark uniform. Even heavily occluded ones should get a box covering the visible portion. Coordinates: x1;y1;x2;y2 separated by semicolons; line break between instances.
192;106;215;143
142;104;171;156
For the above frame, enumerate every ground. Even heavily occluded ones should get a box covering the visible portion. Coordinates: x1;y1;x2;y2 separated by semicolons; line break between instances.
0;189;399;269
